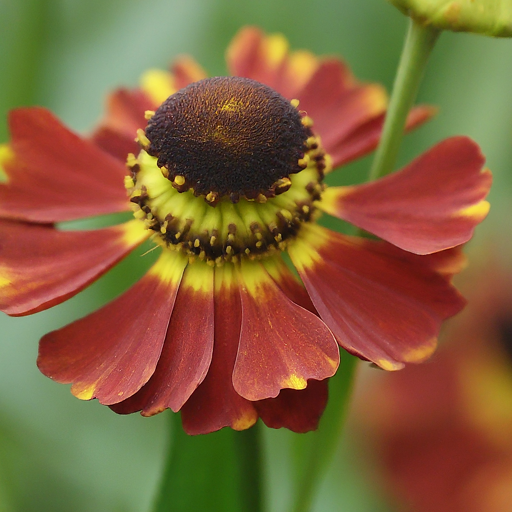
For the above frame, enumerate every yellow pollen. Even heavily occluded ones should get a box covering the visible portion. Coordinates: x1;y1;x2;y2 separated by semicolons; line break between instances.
144;110;156;120
194;239;200;248
126;152;138;168
173;175;185;186
290;98;300;108
135;128;150;147
301;116;313;127
210;235;217;246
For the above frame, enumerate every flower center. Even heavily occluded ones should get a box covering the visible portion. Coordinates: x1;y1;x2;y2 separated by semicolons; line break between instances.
126;77;329;265
143;76;313;204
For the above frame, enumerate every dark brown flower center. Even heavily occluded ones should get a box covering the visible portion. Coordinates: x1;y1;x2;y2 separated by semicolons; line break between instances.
144;76;311;204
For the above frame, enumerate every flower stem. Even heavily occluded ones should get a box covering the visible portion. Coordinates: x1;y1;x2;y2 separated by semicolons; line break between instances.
290;352;358;512
152;413;264;512
368;18;440;181
290;18;441;512
234;421;265;512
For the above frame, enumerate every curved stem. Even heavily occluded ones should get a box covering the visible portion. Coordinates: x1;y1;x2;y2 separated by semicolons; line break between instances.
368;18;440;181
290;18;441;512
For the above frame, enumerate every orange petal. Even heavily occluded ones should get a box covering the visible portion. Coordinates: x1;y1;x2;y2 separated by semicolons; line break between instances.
91;88;155;161
0;219;149;316
37;251;187;405
180;264;258;435
330;105;436;168
321;137;491;254
0;108;129;222
172;55;208;90
226;27;319;99
289;225;465;370
255;379;329;433
233;259;339;401
111;261;215;416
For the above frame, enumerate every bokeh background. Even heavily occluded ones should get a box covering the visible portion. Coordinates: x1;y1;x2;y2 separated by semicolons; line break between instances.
1;0;512;511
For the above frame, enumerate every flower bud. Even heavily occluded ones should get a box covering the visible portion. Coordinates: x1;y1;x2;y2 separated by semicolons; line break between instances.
389;0;512;37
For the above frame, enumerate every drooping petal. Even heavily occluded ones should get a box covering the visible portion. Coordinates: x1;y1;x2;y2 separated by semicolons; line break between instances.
233;259;339;401
329;105;436;168
180;264;258;435
255;379;329;433
0;108;129;223
261;255;316;313
288;224;465;370
111;261;215;416
172;55;208;90
91;88;154;160
140;69;177;106
0;219;149;316
38;251;187;405
297;72;387;152
227;27;288;87
320;137;491;254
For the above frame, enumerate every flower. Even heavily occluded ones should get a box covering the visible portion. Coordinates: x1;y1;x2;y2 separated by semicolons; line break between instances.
0;27;491;435
388;0;512;38
356;257;512;512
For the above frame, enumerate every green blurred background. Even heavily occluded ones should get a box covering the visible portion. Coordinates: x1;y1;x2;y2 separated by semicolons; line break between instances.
1;0;512;511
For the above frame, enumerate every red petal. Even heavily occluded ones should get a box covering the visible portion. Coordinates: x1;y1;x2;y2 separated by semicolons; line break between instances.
255;379;329;433
180;264;258;435
0;219;149;316
226;27;318;99
233;260;339;401
111;262;215;416
91;88;154;161
289;225;465;370
172;56;208;90
261;255;317;314
37;252;187;405
321;137;491;254
0;108;129;222
330;105;436;168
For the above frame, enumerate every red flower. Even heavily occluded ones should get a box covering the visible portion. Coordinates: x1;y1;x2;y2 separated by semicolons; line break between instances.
0;27;491;434
357;260;512;512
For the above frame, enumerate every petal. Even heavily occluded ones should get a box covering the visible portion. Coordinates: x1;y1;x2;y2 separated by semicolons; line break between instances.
37;251;187;405
180;264;258;435
111;261;215;416
0;108;129;222
226;27;288;87
261;255;317;314
298;75;388;152
255;379;329;433
0;219;149;316
288;225;465;370
320;137;491;254
91;88;154;160
140;69;177;106
172;55;208;90
329;105;436;168
233;259;339;401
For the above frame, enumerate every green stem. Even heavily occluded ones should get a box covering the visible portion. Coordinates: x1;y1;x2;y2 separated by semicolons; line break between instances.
290;352;358;512
368;18;440;181
153;413;264;512
290;18;441;512
234;421;265;512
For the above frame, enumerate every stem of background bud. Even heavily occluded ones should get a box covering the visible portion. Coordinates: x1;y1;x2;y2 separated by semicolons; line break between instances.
290;18;441;512
368;18;440;181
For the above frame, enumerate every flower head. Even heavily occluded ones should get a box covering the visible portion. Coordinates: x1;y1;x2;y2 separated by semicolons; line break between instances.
0;27;491;434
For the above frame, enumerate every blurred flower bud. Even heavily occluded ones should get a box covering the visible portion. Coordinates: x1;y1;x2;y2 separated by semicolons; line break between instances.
389;0;512;37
